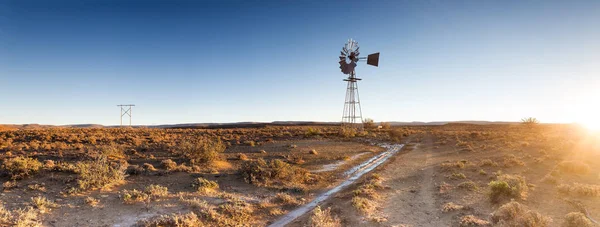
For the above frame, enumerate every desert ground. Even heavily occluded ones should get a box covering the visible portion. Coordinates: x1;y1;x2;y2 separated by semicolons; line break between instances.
1;123;599;227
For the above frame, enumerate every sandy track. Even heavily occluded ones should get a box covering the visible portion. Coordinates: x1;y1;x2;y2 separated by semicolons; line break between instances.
378;135;445;226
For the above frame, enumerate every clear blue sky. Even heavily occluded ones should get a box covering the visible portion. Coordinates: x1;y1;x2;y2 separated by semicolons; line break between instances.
1;0;599;125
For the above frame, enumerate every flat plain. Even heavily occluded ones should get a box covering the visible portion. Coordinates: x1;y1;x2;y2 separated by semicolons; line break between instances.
1;124;599;227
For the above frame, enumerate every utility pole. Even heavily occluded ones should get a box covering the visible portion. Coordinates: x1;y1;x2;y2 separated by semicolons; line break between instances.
117;104;135;127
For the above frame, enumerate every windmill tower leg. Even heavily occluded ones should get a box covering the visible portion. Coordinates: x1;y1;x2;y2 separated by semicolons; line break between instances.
342;72;363;130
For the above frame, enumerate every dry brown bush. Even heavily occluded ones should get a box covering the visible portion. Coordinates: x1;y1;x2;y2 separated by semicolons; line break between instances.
558;161;591;175
459;215;490;226
138;212;203;227
1;156;42;180
491;201;551;227
309;206;341;227
75;156;127;191
179;138;225;165
239;158;313;189
562;212;594;227
558;183;600;197
442;202;465;212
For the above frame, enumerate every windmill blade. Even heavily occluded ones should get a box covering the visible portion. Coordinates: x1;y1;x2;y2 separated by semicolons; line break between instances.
367;52;379;67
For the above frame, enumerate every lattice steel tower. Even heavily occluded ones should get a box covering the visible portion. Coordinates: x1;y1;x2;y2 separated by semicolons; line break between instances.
117;104;135;127
338;39;379;129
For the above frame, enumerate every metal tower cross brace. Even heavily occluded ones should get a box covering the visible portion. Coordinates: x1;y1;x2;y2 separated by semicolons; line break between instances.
341;71;363;129
117;104;135;127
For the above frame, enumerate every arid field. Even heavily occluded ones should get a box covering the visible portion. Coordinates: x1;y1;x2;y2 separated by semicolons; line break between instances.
1;124;599;227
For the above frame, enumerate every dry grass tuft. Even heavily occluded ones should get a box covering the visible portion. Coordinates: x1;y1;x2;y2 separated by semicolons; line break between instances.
122;189;150;204
491;201;551;227
309;206;341;227
562;212;594;227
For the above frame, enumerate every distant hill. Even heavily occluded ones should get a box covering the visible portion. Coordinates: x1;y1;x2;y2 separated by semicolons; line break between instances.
1;120;521;130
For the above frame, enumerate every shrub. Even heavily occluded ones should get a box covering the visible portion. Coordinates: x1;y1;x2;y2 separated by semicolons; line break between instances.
363;118;376;130
563;212;594;227
75;156;127;191
521;117;540;128
98;145;126;160
458;181;478;191
459;215;490;227
338;127;356;138
491;201;551;227
192;177;219;193
31;196;58;213
145;184;168;197
558;183;600;197
179;138;226;165
305;128;322;137
352;196;375;215
480;159;498;167
309;206;341;227
489;174;528;203
0;206;41;227
161;159;178;171
558;161;590;175
139;212;203;227
237;153;249;161
84;197;99;207
272;193;301;206
239;158;312;188
441;161;465;171
1;156;42;180
442;202;464;212
450;172;467;180
503;154;525;167
122;189;149;204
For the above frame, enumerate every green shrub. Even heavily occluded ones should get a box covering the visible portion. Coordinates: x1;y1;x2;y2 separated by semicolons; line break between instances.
489;174;528;203
1;157;42;180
